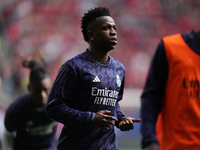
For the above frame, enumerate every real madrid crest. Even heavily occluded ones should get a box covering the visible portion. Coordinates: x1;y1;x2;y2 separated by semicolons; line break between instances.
116;74;121;87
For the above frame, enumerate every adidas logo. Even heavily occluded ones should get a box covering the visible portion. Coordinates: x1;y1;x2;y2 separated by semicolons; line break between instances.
93;76;100;82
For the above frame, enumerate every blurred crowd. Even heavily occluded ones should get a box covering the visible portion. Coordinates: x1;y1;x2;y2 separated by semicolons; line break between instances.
0;0;200;108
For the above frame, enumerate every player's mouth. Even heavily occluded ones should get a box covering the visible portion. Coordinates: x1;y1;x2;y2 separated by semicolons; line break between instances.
110;38;117;44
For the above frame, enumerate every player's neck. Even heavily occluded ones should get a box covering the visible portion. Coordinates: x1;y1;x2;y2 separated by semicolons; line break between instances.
88;48;109;63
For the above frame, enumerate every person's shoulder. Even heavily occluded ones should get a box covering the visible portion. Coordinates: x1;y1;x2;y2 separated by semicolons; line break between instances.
63;51;87;66
6;94;30;114
181;30;195;36
110;56;125;70
162;32;185;46
163;32;181;40
181;30;196;41
163;30;194;41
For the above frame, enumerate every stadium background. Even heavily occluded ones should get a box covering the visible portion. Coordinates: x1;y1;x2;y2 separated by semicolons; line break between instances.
0;0;200;149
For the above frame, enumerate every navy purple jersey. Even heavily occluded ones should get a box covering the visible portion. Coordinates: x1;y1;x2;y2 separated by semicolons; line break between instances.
46;49;126;150
4;94;56;150
140;30;200;148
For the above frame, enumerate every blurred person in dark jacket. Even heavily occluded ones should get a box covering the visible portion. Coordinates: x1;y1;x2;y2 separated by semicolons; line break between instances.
2;57;57;150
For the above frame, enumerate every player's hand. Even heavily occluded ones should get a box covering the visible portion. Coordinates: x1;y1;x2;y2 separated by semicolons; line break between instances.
119;117;141;131
92;110;118;130
142;143;160;150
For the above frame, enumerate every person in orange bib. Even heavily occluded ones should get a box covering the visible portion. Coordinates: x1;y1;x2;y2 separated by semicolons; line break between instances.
140;30;200;150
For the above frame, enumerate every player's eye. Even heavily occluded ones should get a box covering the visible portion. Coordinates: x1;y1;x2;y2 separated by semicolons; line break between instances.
103;26;108;30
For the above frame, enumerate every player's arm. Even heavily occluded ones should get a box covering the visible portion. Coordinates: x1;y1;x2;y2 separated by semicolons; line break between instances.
113;76;141;131
114;75;126;128
140;40;168;149
2;106;18;150
2;127;14;150
45;63;95;128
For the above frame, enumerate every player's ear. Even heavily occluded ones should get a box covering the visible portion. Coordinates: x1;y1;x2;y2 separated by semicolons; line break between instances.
87;30;94;41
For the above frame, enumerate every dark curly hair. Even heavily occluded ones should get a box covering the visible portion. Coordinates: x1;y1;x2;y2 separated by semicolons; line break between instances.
81;6;110;42
20;55;49;81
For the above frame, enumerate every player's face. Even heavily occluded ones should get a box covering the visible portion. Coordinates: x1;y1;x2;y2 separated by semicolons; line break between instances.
28;77;51;108
92;16;117;52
